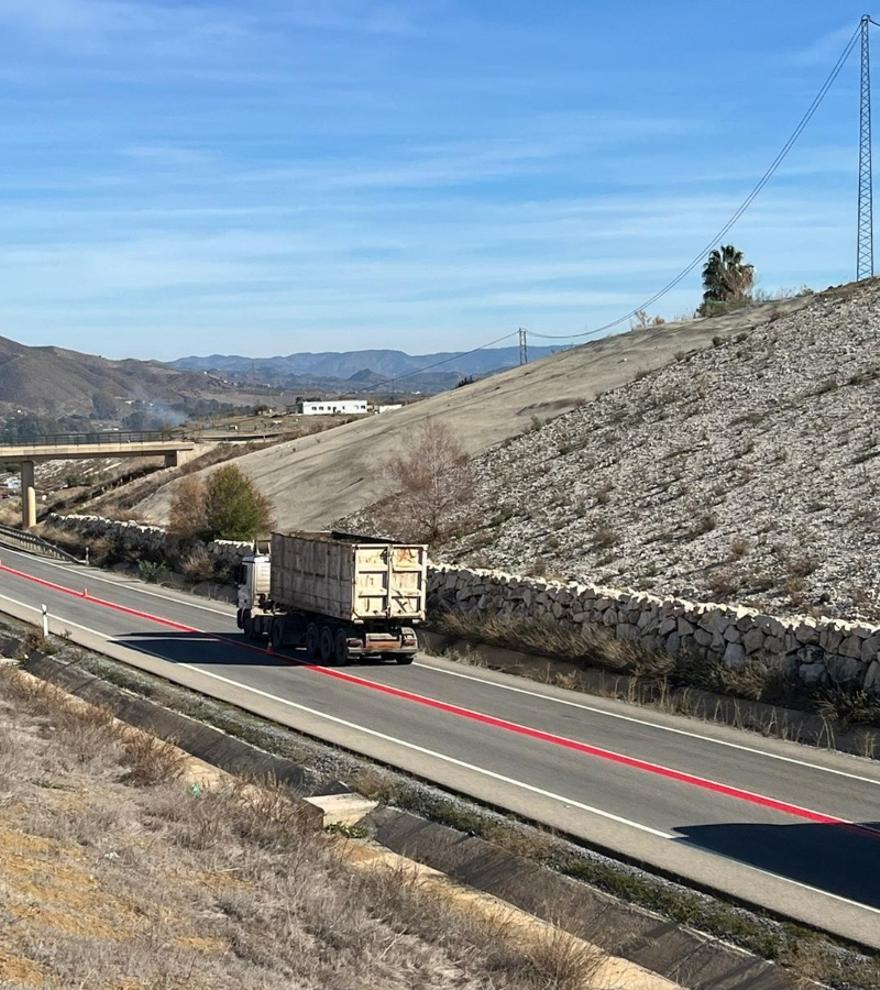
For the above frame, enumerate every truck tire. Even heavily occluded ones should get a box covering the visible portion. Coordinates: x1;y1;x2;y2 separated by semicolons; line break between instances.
319;625;334;664
236;608;243;629
242;614;255;639
271;618;286;651
332;629;349;666
306;623;320;659
395;654;415;665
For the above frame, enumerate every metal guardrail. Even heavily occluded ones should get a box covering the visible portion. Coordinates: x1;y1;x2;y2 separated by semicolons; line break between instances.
0;523;83;564
0;430;182;448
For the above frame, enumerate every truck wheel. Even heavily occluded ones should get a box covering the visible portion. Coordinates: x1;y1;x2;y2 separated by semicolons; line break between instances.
242;612;255;639
271;619;285;651
395;654;415;665
306;623;320;659
319;626;334;664
332;629;349;666
236;608;243;629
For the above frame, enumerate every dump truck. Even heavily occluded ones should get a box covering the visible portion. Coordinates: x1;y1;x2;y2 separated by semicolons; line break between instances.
235;531;427;665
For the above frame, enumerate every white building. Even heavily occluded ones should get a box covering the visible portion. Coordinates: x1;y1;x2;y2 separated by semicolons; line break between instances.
376;404;403;414
298;399;369;416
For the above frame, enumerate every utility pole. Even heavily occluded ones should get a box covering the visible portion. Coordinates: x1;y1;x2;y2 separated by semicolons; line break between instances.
858;13;874;280
518;327;528;365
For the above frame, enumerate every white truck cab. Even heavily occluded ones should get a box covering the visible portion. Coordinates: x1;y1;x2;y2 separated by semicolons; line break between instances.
235;553;271;614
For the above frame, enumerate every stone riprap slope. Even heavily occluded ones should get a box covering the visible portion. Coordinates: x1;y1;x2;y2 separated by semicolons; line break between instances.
441;281;880;622
135;292;817;532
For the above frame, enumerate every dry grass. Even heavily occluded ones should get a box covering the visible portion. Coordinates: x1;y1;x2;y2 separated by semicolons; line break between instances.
0;664;609;990
431;611;880;733
433;610;655;673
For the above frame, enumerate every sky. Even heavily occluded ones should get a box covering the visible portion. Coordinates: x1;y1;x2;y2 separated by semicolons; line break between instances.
0;0;873;360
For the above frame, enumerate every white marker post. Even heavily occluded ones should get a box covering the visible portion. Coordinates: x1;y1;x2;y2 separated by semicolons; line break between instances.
41;604;49;639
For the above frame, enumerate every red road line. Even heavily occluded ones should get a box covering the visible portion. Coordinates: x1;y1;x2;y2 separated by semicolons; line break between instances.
3;559;878;836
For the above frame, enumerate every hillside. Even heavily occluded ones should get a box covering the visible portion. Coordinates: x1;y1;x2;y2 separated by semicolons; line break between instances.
0;335;232;421
134;288;821;532
0;335;337;426
422;279;878;622
170;345;563;381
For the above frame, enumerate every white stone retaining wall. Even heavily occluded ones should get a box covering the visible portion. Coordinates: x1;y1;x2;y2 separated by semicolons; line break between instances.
430;566;880;697
50;514;880;696
48;513;252;572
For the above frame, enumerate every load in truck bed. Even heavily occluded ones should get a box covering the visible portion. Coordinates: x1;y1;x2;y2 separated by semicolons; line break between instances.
270;531;427;624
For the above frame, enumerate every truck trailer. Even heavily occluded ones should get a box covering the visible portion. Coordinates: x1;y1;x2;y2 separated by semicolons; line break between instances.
235;531;427;665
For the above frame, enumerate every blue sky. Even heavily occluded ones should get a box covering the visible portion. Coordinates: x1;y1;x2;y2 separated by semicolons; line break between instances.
0;0;872;359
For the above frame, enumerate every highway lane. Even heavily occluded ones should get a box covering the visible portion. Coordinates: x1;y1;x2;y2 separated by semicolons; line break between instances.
0;548;879;947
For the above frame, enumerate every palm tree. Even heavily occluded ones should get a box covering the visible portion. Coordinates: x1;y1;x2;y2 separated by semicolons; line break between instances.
699;245;755;315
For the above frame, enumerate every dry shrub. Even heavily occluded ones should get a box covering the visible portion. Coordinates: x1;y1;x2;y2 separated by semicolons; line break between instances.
707;568;738;598
814;688;880;729
179;544;213;580
0;725;27;785
519;921;605;990
359;864;603;990
121;732;187;786
433;611;655;674
169;475;207;539
383;419;476;544
716;659;779;702
227;776;313;848
53;703;121;763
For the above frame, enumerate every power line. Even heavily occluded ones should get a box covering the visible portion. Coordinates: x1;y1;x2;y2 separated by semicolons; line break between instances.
348;16;866;385
530;19;863;341
358;329;519;393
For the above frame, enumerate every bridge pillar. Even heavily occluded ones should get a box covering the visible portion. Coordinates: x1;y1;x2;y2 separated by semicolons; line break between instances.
164;448;193;468
21;461;36;530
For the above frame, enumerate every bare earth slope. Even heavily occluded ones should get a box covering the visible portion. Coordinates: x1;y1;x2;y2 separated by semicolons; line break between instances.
439;279;880;622
136;292;819;531
0;335;224;419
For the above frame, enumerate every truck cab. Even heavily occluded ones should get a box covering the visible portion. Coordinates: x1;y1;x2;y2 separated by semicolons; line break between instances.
235;552;271;623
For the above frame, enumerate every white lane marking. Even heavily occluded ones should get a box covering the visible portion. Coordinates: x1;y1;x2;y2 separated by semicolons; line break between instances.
0;589;670;839
681;843;880;919
6;589;880;920
0;546;234;618
5;546;880;787
413;660;880;787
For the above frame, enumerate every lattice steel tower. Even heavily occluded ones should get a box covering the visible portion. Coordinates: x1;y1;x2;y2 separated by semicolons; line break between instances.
858;14;874;280
518;327;528;365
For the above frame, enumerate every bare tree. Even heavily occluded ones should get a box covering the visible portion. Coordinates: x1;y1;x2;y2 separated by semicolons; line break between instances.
386;420;473;544
168;475;207;540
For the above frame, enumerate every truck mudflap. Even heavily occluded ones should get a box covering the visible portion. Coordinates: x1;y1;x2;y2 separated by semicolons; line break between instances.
348;627;419;657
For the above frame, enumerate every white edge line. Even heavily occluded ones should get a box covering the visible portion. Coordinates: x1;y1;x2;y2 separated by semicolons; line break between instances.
682;843;880;918
414;659;880;787
17;547;880;787
1;566;877;826
5;590;880;920
0;546;234;617
0;588;670;839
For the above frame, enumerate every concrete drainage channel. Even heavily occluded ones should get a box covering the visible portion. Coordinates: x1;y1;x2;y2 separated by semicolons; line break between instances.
0;626;833;990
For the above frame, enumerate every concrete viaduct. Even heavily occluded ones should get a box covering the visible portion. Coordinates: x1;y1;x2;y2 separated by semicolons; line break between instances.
0;432;195;529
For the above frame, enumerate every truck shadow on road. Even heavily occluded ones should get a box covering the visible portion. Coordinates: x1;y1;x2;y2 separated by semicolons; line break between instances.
112;630;360;668
674;821;880;908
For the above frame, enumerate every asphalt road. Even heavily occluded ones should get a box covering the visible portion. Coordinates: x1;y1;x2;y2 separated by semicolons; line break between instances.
0;548;878;949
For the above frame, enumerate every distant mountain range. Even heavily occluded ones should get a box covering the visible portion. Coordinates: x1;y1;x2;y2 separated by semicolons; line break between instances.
169;345;566;387
0;334;568;432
